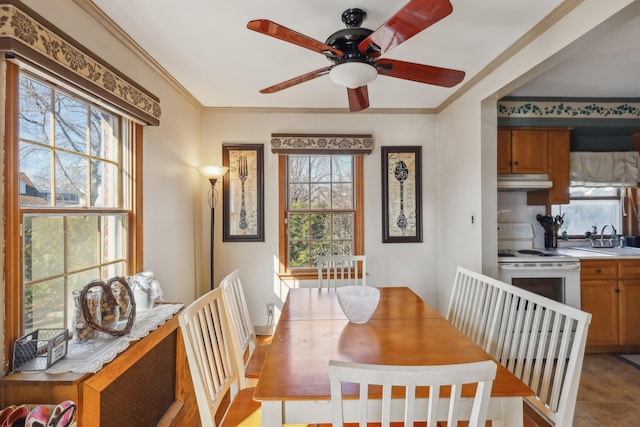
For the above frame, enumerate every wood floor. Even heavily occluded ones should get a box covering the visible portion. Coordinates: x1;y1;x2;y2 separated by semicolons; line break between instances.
572;353;640;427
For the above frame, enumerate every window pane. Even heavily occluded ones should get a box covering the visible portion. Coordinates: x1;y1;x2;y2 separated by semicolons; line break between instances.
55;152;88;206
310;156;330;182
310;213;330;240
24;278;65;332
102;214;127;263
90;108;119;161
288;183;309;210
332;183;353;209
288;241;309;268
24;215;64;282
67;216;99;272
332;156;352;182
569;186;618;197
102;262;126;278
332;213;354;239
310;183;330;209
288;156;308;182
92;160;119;207
19;75;51;143
20;142;52;207
552;199;621;236
55;91;87;154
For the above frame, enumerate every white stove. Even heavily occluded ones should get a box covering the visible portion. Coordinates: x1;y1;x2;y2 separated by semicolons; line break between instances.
497;223;581;308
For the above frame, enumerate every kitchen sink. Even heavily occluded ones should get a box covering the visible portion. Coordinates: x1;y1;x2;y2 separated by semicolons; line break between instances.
569;246;640;256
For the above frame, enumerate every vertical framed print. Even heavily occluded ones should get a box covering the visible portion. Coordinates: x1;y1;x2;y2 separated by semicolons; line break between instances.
222;144;264;242
381;146;422;243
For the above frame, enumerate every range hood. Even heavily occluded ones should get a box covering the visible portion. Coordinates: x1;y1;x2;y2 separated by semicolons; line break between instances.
497;174;553;191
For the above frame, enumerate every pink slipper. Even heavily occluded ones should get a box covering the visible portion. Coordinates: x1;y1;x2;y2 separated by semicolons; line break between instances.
46;401;75;427
25;405;50;427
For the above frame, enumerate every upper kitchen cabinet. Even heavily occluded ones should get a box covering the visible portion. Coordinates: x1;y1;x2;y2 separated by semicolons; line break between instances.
527;128;571;205
497;129;549;174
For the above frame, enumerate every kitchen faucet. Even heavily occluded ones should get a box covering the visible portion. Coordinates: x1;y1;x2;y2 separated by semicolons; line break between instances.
600;224;617;247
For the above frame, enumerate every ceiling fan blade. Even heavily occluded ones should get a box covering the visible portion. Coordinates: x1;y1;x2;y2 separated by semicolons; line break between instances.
347;86;370;112
259;66;332;94
248;20;344;58
376;58;464;87
358;0;453;57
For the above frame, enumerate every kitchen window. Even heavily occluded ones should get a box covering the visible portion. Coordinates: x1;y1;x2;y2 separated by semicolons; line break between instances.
552;186;622;237
278;154;364;278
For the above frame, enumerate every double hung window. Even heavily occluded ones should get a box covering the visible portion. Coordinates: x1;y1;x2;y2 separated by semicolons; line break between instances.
8;69;138;337
279;154;363;277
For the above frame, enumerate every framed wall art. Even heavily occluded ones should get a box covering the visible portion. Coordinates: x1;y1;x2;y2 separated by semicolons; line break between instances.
381;146;423;243
222;144;264;242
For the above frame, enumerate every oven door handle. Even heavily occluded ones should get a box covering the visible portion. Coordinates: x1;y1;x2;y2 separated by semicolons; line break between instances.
498;263;581;271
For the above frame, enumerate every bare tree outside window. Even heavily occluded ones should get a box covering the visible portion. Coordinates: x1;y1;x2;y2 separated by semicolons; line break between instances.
286;155;355;269
18;72;129;334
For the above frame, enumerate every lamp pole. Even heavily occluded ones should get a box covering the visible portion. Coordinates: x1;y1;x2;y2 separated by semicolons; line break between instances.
209;178;217;290
200;166;229;290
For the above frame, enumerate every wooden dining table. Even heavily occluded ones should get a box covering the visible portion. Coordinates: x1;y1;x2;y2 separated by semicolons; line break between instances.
253;287;533;426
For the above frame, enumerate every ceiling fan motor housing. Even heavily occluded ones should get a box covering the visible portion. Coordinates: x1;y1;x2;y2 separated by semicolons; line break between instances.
325;9;375;65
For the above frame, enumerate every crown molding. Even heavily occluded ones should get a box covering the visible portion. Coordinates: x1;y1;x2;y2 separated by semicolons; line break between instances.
72;0;203;110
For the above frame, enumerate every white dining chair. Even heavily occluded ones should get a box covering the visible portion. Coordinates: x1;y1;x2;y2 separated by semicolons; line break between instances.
328;359;497;427
447;266;592;427
178;287;261;426
317;255;366;288
220;269;270;388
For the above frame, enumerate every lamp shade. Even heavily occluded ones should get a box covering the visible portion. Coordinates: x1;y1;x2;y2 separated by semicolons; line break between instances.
329;62;377;89
199;165;229;182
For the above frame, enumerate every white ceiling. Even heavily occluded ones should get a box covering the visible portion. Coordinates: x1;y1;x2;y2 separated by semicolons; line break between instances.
88;0;640;110
89;0;571;110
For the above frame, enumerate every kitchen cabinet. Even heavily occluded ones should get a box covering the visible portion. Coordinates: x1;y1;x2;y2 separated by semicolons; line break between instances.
580;259;640;350
497;128;549;174
527;128;571;205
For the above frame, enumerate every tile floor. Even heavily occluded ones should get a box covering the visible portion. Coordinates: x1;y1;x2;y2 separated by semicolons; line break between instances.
572;353;640;426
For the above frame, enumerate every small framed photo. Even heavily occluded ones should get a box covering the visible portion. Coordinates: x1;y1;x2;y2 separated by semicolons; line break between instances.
222;144;264;242
381;146;423;243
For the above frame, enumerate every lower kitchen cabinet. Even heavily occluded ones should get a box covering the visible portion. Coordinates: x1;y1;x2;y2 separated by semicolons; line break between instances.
581;259;640;350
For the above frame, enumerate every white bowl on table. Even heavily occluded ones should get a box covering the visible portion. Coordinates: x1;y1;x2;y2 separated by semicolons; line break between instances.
336;286;380;324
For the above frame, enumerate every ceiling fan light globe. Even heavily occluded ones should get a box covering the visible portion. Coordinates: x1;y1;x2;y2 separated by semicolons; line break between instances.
329;62;377;89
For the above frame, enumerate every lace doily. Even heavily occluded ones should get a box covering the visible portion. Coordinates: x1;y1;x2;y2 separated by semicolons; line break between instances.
44;304;183;374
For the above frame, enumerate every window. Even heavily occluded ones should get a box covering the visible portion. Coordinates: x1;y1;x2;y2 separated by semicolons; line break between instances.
279;154;363;277
6;67;140;340
552;186;622;237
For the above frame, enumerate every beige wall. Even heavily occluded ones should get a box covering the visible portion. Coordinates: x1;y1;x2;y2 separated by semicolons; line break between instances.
201;112;441;327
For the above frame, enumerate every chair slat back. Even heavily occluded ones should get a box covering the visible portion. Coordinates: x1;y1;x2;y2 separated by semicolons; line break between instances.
447;267;506;350
220;269;256;387
329;360;497;427
317;255;366;288
178;287;239;427
447;266;592;426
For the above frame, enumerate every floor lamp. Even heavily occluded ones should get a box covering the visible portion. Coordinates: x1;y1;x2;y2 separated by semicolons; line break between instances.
199;165;229;290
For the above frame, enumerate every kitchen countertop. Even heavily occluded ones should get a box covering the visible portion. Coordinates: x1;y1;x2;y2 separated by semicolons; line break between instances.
555;246;640;259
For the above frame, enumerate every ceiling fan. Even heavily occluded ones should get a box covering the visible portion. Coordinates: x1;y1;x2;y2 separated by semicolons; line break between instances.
247;0;465;112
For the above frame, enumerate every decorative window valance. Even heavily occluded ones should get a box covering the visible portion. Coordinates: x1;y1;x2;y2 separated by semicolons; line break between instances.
0;0;160;125
270;134;373;154
571;151;640;187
